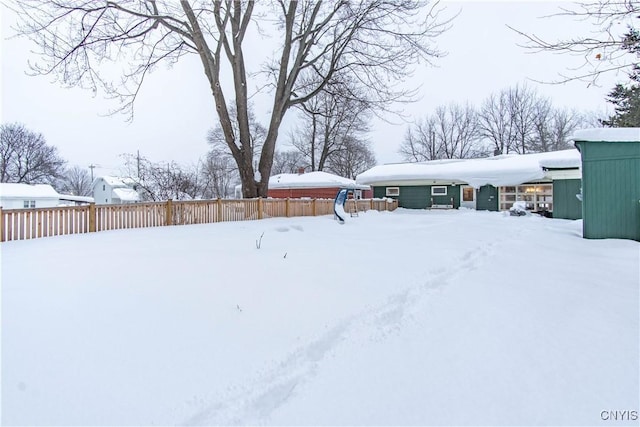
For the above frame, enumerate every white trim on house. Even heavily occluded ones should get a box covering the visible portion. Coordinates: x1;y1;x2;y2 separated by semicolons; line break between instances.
460;185;476;209
386;187;400;196
431;186;447;196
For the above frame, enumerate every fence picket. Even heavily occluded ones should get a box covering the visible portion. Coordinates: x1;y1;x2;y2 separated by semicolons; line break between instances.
0;198;397;242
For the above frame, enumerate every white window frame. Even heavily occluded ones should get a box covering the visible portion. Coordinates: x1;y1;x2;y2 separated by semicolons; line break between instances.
431;186;447;196
386;187;400;197
23;200;35;208
462;186;474;202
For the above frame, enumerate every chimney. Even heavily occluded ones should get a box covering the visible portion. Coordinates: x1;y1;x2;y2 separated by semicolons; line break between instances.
297;167;305;175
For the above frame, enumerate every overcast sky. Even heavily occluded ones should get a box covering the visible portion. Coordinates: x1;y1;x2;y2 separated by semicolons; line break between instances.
0;1;628;177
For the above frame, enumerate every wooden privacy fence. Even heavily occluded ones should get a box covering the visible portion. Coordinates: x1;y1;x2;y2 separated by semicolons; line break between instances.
0;198;398;242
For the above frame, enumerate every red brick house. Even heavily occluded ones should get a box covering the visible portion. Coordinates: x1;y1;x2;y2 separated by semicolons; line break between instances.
267;171;372;199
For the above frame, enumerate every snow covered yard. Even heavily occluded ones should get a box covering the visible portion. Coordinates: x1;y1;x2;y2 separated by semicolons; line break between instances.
2;209;638;426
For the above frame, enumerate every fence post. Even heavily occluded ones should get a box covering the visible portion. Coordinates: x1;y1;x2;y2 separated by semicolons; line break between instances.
312;198;317;216
89;203;96;232
370;199;374;211
0;207;3;242
258;198;263;220
217;198;223;222
166;199;173;226
286;198;290;217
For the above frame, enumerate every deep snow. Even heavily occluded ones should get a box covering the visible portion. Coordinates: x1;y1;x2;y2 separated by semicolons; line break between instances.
356;149;581;189
1;209;638;426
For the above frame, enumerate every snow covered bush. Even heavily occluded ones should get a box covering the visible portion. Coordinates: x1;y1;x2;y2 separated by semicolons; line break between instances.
509;201;529;216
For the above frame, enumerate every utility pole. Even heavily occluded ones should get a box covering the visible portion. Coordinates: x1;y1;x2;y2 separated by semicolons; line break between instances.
88;164;97;181
136;150;141;180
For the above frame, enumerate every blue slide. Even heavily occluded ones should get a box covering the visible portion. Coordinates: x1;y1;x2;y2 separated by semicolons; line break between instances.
334;188;349;224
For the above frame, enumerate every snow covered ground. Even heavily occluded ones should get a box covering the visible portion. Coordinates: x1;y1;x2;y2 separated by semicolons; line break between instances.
2;209;639;426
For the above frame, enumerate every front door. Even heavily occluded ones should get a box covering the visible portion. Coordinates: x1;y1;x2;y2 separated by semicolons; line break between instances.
460;185;476;209
476;185;498;211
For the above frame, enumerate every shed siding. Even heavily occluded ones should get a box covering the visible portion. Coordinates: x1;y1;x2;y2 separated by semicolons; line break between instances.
552;179;582;220
578;141;640;241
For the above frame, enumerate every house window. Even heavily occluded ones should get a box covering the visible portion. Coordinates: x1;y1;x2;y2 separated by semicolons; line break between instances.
386;187;400;196
431;186;447;196
499;184;553;211
23;200;35;208
103;184;106;191
462;187;474;202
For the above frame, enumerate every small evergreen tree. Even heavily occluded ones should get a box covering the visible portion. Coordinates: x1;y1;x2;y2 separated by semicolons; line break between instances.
602;28;640;127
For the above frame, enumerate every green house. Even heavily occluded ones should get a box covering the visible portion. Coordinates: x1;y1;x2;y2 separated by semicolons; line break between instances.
572;128;640;241
358;150;582;218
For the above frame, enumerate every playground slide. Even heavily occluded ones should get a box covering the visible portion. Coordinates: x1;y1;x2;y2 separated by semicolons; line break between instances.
334;188;348;224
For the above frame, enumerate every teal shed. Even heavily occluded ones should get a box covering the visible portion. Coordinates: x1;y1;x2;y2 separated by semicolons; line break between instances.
572;128;640;241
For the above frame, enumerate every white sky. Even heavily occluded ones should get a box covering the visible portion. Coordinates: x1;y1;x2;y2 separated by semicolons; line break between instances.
0;1;629;176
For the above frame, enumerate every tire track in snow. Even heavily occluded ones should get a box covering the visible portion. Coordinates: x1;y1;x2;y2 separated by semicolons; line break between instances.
180;241;498;425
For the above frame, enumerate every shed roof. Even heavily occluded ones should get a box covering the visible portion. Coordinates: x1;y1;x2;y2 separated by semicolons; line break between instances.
356;150;581;189
571;128;640;143
269;171;370;190
96;176;138;188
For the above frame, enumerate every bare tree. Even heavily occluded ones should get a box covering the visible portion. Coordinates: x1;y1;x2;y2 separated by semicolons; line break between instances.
531;107;585;152
290;76;371;171
120;153;201;201
59;165;93;196
399;103;481;161
207;103;265;167
272;150;304;175
326;136;376;179
200;152;237;199
12;1;453;197
508;85;540;154
510;1;639;84
0;122;66;184
477;90;517;155
432;103;481;159
478;85;549;155
398;117;441;162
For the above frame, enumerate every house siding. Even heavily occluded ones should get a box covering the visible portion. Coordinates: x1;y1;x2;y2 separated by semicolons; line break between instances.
576;141;640;241
372;185;460;209
552;179;582;220
429;185;460;208
372;186;428;208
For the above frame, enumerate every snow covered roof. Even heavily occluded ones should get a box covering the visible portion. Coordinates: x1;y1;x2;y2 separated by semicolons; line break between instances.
0;183;60;199
113;188;140;202
58;194;95;203
571;128;640;143
97;176;138;188
356;150;581;189
269;171;370;190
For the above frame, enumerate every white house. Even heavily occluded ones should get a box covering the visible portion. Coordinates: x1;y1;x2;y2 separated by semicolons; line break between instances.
92;176;141;205
0;183;94;209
